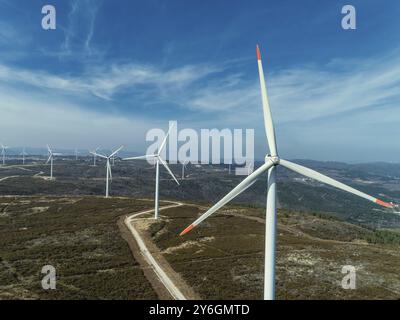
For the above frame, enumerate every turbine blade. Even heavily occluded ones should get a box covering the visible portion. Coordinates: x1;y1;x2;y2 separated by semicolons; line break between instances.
158;123;174;154
180;161;274;236
47;145;52;153
110;145;124;158
45;155;52;164
158;156;180;185
123;155;155;161
256;45;278;156
90;152;107;159
279;159;394;208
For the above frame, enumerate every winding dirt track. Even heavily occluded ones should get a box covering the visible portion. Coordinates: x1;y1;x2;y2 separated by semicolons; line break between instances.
0;175;19;182
123;201;188;300
0;166;45;180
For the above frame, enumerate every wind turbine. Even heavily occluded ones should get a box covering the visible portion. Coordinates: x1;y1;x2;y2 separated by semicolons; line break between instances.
179;45;395;300
1;143;8;166
123;124;180;219
46;145;54;179
90;146;123;198
74;148;79;161
21;148;28;165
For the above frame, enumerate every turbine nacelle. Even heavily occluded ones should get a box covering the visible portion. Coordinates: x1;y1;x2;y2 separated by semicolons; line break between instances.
90;145;124;197
265;155;279;166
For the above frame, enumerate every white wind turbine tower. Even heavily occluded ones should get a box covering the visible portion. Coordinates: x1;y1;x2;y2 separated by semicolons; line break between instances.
21;148;28;165
123;124;180;219
46;146;62;179
1;143;9;166
90;146;123;198
75;148;78;161
181;161;188;180
179;45;395;300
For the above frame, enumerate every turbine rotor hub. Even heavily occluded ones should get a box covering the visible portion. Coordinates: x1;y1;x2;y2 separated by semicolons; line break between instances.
265;155;280;165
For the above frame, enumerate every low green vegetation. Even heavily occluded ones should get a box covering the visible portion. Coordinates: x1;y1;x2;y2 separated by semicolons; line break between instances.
365;229;400;245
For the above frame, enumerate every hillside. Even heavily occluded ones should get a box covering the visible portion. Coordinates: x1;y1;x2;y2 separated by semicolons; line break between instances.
1;195;399;299
0;196;157;299
0;157;399;229
144;204;400;299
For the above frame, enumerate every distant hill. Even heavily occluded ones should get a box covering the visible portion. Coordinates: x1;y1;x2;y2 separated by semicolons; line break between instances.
0;158;399;229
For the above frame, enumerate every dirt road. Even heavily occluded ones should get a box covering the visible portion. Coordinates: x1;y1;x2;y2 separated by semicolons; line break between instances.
124;201;188;300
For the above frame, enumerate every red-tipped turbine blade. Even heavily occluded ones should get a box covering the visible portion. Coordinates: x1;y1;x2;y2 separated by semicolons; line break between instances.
256;44;261;60
180;224;194;236
375;199;393;208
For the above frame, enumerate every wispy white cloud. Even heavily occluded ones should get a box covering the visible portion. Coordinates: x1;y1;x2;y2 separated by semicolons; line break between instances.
0;47;399;160
268;55;400;123
177;51;400;132
1;48;399;124
1;44;400;112
0;62;221;101
61;0;102;58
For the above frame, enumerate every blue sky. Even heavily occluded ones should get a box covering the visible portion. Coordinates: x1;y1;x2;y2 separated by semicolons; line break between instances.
0;0;399;162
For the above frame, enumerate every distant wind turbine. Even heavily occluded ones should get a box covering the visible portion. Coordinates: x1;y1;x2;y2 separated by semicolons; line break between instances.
46;145;55;179
179;45;395;300
90;146;123;198
123;124;180;219
20;148;28;165
1;143;8;166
